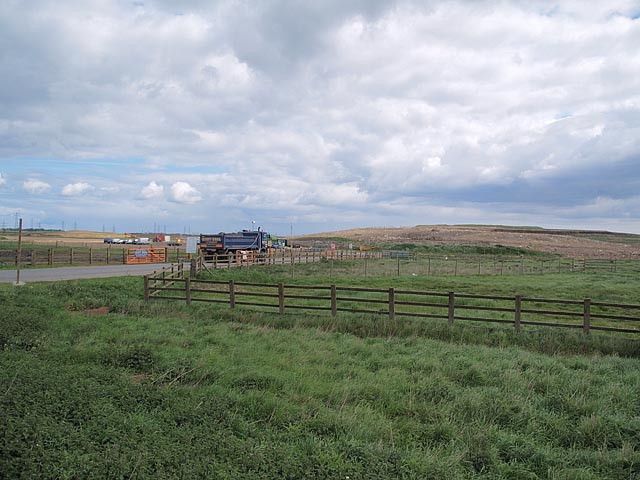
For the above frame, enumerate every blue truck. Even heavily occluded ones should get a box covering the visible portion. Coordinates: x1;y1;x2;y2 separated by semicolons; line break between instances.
199;229;271;255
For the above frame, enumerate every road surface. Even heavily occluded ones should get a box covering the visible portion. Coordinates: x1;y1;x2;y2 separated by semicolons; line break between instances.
0;264;173;283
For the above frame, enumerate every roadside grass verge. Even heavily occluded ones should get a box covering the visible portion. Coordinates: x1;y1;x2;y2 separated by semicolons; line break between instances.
1;277;640;478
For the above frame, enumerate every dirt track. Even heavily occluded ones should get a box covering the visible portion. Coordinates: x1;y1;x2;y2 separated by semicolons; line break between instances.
301;225;640;259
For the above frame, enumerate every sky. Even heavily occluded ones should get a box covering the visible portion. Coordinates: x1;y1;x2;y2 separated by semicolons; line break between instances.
1;0;640;236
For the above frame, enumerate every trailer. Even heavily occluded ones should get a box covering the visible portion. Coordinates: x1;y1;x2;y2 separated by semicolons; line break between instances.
199;229;270;255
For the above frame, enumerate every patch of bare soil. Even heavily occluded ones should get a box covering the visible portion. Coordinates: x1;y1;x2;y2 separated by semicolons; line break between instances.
300;225;640;259
130;374;151;384
81;307;111;315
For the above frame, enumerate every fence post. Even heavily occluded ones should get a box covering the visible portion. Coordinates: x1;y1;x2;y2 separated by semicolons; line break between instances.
185;277;191;305
70;248;74;265
229;280;236;309
48;248;53;265
106;248;110;265
290;250;294;277
388;288;395;321
89;248;93;265
448;292;455;326
31;249;36;266
331;285;337;316
583;299;591;335
190;258;197;277
144;276;150;302
514;295;521;333
278;283;285;314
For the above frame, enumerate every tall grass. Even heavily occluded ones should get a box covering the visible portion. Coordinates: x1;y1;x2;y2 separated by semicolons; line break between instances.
2;276;640;478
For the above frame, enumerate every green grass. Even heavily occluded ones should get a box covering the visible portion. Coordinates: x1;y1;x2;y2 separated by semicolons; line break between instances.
2;275;640;479
380;243;546;256
204;261;640;304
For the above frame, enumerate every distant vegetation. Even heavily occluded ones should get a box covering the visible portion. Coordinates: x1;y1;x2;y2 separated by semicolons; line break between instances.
381;243;545;256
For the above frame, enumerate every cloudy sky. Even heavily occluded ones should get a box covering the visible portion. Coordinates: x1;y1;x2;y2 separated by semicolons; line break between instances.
1;0;640;235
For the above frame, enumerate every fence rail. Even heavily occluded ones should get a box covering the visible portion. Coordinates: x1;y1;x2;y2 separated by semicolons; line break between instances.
144;268;640;336
204;251;640;277
4;246;640;277
0;246;187;267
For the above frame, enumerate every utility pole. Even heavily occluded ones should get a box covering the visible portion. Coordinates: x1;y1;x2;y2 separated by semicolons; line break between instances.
15;218;24;286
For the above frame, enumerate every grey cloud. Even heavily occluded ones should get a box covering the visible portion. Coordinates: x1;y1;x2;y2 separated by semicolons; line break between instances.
1;0;640;233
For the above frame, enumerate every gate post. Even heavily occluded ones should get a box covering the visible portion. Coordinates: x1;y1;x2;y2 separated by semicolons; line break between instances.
144;276;150;302
331;285;337;316
583;299;591;335
229;280;236;309
388;288;395;321
185;277;191;305
514;295;521;333
448;292;455;326
278;283;285;314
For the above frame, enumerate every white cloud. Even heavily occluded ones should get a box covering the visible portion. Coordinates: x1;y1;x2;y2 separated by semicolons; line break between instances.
140;181;164;199
62;182;94;196
0;173;6;186
23;179;51;194
170;181;202;204
2;1;640;233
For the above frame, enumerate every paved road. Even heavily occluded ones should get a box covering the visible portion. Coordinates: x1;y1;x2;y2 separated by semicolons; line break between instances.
0;264;173;283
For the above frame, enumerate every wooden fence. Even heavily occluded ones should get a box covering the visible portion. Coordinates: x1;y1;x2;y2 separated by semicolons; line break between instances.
4;245;639;278
202;249;379;265
144;268;640;336
0;246;187;267
202;250;640;277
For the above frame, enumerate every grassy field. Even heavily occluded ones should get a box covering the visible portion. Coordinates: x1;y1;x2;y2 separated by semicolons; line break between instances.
206;261;640;305
2;269;640;479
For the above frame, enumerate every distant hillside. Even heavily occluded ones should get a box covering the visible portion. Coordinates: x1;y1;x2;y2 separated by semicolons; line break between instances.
297;225;640;259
